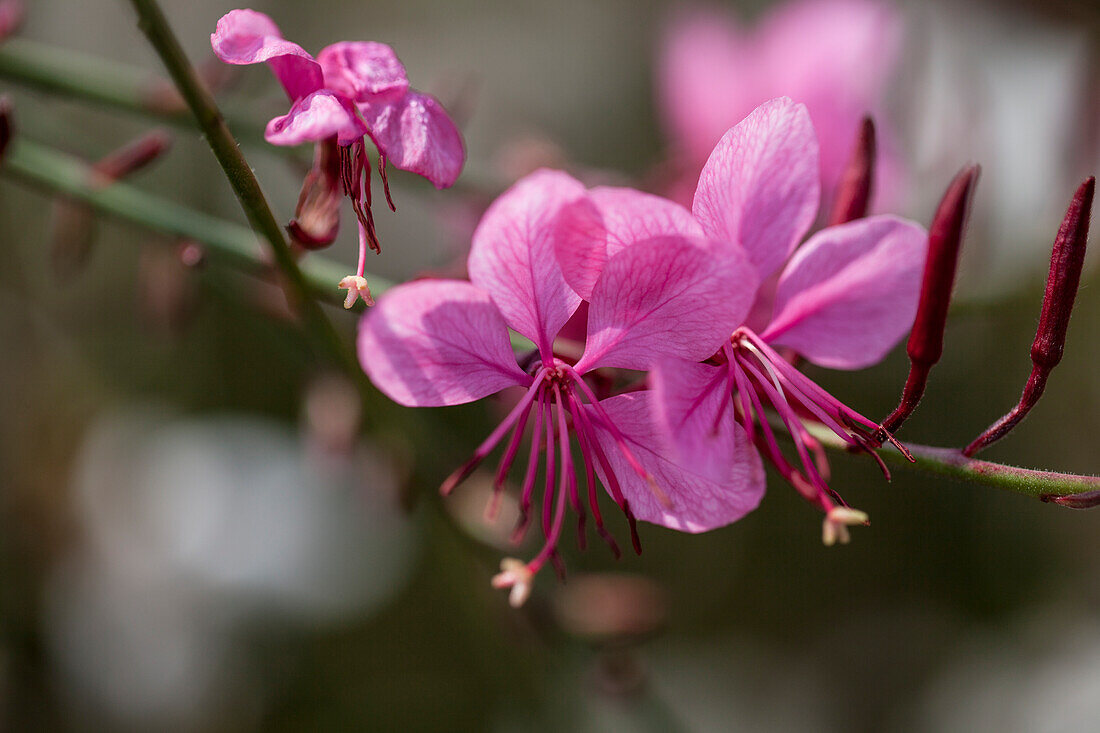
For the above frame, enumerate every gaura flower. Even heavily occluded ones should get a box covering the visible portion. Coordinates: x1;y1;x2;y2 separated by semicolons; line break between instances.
656;0;902;208
211;9;466;307
559;97;927;539
358;169;765;605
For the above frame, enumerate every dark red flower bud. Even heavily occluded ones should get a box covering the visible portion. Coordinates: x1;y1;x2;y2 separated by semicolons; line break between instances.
827;115;876;226
288;138;342;249
1040;489;1100;509
90;129;173;184
878;165;980;438
0;95;12;162
964;177;1094;456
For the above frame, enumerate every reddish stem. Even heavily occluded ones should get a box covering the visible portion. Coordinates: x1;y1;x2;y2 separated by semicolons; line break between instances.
963;176;1094;456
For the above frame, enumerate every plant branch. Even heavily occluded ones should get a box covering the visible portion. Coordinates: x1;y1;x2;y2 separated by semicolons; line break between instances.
801;421;1100;502
127;0;359;378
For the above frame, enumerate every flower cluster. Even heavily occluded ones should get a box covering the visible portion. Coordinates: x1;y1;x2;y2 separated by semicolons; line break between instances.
211;9;466;307
359;97;929;605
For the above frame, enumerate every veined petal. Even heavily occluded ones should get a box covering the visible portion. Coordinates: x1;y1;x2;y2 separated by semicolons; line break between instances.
468;169;586;358
210;9;322;101
692;97;820;280
358;90;465;188
555;186;703;300
574;236;757;373
650;358;735;482
762;215;927;369
358;279;531;407
265;90;368;146
585;392;765;533
317;41;410;102
656;6;755;162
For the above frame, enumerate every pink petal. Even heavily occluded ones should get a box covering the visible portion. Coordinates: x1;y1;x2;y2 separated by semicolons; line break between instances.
357;279;531;407
265;90;368;146
585;391;765;533
761;215;927;369
554;186;703;300
692;97;820;280
574;236;757;374
317;41;410;102
656;6;756;162
210;9;322;102
756;0;902;192
358;90;465;188
649;357;739;483
467;169;586;358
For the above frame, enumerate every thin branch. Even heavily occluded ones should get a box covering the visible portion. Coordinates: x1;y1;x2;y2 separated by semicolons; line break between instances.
127;0;360;379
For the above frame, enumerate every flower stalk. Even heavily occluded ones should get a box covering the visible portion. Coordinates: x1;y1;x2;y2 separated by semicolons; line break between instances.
963;176;1095;456
127;0;361;380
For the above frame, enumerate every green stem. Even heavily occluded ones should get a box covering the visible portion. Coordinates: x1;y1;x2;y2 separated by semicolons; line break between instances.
802;422;1100;501
1;138;391;304
0;37;266;146
127;0;359;378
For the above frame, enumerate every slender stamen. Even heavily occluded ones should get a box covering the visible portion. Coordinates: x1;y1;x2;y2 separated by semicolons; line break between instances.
553;385;586;550
487;396;535;520
567;391;619;558
440;370;546;496
540;391;557;540
567;367;671;508
513;390;547;542
378;152;396;212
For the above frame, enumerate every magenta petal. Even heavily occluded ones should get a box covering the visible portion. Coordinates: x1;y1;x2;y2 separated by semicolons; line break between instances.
656;6;754;163
265;90;368;146
585;392;765;533
210;9;323;101
555;186;704;300
574;236;757;373
692;97;820;280
762;215;928;370
649;358;735;482
358;279;531;407
357;90;465;188
468;169;586;357
317;41;410;103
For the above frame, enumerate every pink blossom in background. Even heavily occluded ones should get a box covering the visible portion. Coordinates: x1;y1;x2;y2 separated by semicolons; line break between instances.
358;169;765;606
211;9;466;307
565;98;927;540
656;0;903;210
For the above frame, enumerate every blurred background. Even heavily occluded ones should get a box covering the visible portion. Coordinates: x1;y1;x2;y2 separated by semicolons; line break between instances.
2;0;1100;730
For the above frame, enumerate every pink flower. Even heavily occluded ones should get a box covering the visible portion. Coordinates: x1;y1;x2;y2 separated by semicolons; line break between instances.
211;9;466;306
358;169;765;605
561;97;927;538
656;0;902;209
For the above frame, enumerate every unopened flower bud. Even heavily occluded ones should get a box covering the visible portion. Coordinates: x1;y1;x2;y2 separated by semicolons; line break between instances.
0;0;24;41
879;165;979;439
828;116;876;226
964;177;1094;456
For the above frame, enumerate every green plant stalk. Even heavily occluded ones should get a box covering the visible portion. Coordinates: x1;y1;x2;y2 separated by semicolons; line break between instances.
800;421;1100;500
1;138;390;304
127;0;361;379
0;37;266;146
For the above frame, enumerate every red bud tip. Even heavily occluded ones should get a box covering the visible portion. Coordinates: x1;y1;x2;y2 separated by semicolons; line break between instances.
878;165;980;437
1041;489;1100;509
91;129;173;185
0;95;12;161
828;115;877;226
964;177;1093;456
